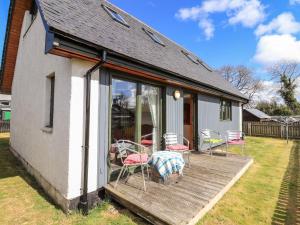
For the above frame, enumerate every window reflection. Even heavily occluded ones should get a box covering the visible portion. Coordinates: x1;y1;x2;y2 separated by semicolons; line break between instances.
111;79;136;142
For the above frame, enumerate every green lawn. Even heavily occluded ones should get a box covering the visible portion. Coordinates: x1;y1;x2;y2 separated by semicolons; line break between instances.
0;134;299;225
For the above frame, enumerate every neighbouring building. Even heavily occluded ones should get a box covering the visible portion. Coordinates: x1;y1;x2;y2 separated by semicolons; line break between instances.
0;0;248;212
243;108;270;122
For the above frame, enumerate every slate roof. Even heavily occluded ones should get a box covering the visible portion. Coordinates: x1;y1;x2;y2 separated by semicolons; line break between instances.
244;108;270;119
37;0;247;100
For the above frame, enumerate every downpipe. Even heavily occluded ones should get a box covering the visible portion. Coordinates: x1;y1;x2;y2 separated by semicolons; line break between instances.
79;50;107;216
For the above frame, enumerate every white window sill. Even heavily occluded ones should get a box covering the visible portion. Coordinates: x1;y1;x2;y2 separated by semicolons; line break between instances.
41;127;53;134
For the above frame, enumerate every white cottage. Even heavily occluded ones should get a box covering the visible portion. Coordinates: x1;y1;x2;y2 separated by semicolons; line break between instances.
0;0;247;213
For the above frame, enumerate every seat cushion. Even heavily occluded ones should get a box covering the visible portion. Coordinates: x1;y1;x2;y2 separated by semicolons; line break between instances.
204;138;223;144
141;140;153;146
228;140;245;145
124;153;148;165
166;144;189;151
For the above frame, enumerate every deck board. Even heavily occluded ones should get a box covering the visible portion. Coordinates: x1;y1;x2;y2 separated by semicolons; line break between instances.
106;153;253;225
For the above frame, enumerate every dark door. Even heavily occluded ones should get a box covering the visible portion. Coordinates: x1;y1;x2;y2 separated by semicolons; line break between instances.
184;93;196;150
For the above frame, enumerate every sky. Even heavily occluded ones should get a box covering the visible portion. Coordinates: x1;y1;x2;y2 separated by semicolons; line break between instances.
0;0;300;99
0;0;10;63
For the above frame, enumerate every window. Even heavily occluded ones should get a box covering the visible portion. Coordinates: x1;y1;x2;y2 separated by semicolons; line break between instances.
181;50;199;64
46;75;55;128
143;28;165;46
220;99;232;121
102;5;129;27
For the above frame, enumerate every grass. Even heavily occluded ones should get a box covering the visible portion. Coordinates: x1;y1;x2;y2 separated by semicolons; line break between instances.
0;134;299;225
0;133;146;225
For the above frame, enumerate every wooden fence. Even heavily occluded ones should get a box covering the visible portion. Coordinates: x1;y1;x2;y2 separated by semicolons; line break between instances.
0;120;10;133
243;121;300;139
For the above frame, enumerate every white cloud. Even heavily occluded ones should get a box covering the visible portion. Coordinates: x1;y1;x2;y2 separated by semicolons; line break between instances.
254;34;300;65
176;0;266;40
253;81;282;103
255;12;300;36
290;0;300;5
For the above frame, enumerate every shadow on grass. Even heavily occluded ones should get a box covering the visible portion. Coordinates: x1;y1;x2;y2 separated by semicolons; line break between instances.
0;137;60;210
272;141;300;225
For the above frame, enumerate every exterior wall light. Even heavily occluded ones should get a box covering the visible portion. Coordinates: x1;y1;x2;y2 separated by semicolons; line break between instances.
174;90;181;100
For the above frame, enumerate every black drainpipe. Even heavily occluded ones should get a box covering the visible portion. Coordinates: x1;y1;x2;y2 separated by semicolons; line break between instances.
80;50;107;216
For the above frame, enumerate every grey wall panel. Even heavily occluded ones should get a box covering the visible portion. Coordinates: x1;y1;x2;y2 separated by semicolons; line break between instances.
98;68;110;188
165;87;184;142
198;94;241;150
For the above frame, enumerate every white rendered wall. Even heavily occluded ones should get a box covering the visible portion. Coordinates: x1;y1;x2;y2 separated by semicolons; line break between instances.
67;59;101;199
11;12;72;198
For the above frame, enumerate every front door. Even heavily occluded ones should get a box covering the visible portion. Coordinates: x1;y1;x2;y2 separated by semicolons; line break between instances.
184;93;196;150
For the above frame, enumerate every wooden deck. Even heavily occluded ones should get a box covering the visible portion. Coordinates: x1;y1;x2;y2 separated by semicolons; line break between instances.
106;152;253;225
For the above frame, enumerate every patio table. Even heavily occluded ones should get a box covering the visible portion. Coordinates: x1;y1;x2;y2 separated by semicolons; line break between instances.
148;151;185;180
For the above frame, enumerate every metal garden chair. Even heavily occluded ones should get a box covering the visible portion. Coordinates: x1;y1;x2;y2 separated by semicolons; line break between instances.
199;129;227;156
226;130;246;155
163;133;191;167
114;140;149;191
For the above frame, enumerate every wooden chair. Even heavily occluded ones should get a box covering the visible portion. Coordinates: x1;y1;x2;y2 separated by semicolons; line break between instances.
226;130;245;155
114;140;149;191
163;133;191;167
200;129;227;156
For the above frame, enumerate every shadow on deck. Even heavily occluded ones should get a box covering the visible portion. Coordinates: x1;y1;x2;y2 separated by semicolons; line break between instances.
272;141;300;225
106;152;253;225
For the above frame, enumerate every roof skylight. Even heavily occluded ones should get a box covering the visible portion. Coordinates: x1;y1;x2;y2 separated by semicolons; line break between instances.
143;28;165;46
181;50;199;64
102;5;129;27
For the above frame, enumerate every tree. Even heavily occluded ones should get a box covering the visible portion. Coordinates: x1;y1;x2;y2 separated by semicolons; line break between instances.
256;100;292;116
218;65;263;107
269;62;300;114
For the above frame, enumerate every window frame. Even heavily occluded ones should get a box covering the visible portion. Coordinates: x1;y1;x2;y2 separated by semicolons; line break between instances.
181;50;199;64
46;75;55;128
142;28;165;46
102;4;129;27
220;99;232;121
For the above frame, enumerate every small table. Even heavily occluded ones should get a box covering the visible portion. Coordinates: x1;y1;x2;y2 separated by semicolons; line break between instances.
148;151;185;181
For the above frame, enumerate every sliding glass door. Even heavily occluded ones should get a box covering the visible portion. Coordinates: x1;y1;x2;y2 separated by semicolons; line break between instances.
111;78;161;153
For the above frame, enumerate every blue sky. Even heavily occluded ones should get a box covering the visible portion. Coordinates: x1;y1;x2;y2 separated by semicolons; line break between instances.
0;0;9;63
0;0;300;82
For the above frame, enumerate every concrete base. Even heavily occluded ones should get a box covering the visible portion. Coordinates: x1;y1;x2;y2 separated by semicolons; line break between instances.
9;146;103;213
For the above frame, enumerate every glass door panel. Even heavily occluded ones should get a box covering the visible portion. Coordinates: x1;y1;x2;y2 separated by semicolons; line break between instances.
111;79;136;142
141;84;161;153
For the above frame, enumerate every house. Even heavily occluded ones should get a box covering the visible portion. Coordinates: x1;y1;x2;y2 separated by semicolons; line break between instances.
243;108;270;122
0;94;11;121
0;0;248;213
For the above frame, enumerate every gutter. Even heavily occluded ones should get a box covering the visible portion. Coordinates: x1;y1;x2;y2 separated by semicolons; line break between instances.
79;50;107;215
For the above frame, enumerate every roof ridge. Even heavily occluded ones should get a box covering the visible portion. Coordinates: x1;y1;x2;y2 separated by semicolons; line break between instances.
105;0;211;69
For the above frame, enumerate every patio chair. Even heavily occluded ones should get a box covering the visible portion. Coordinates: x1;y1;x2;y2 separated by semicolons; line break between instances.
226;130;245;155
163;133;191;167
141;133;153;147
114;140;150;191
199;129;227;156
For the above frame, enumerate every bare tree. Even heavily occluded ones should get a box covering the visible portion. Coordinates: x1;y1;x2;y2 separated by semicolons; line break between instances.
268;61;300;113
218;65;263;107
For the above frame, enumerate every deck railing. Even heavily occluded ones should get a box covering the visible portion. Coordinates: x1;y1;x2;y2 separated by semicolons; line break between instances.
243;121;300;139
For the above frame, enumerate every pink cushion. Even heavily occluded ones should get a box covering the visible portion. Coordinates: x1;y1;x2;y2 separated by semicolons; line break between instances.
141;140;153;146
166;144;189;151
228;140;245;145
124;153;148;165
